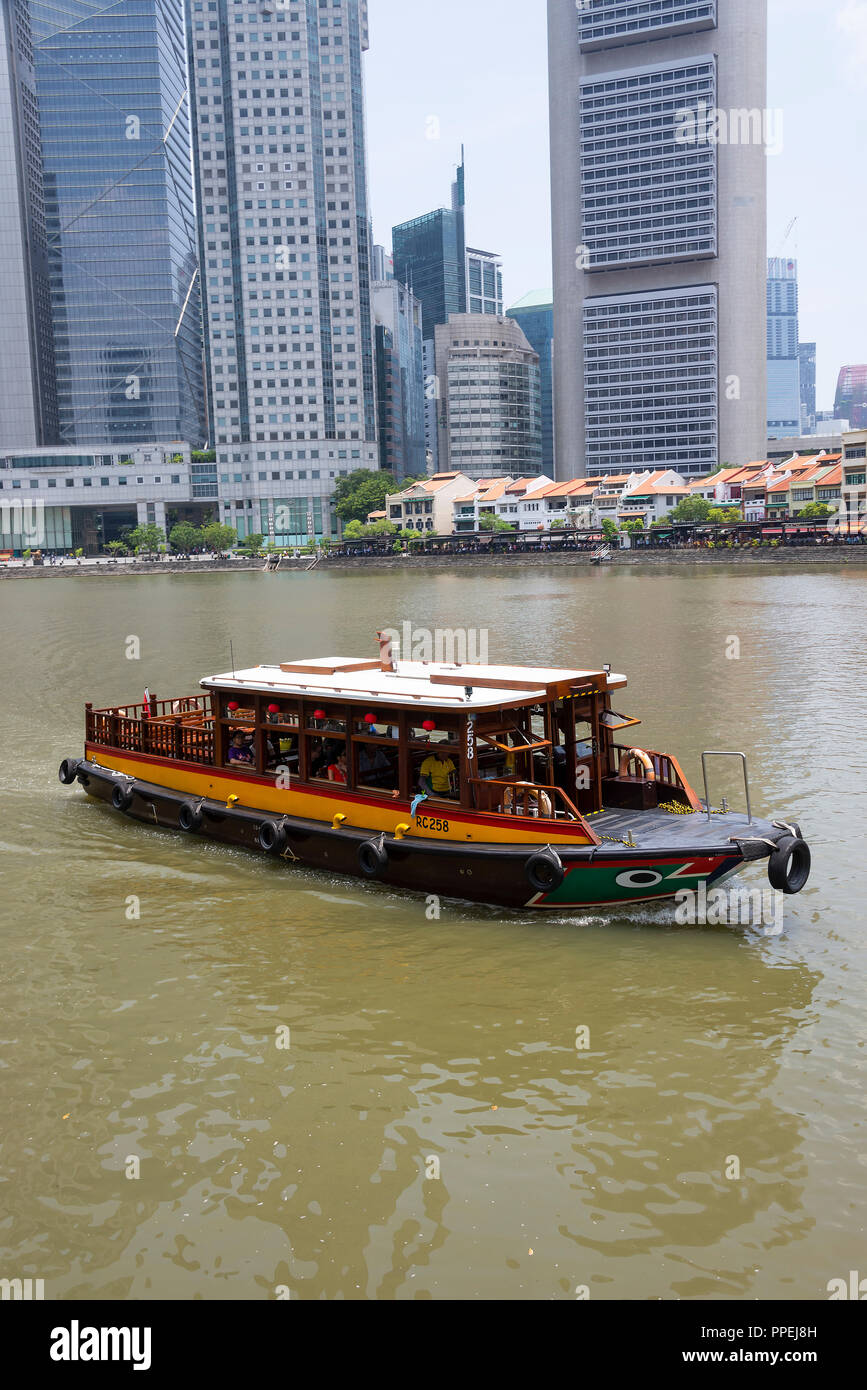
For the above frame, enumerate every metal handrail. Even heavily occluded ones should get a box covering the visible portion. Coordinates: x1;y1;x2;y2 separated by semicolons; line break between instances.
701;751;752;825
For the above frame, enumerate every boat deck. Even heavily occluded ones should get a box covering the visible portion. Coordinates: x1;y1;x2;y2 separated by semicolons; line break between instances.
589;806;780;851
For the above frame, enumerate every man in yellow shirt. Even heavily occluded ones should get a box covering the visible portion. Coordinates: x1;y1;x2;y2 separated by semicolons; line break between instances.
419;748;457;798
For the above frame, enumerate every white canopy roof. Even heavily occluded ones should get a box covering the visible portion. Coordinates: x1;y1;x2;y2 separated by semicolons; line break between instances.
201;658;627;710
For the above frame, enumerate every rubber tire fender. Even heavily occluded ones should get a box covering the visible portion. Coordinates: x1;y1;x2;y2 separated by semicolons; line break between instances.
58;757;79;785
112;781;134;812
178;800;204;833
358;836;388;879
258;819;288;855
768;835;811;895
525;847;565;895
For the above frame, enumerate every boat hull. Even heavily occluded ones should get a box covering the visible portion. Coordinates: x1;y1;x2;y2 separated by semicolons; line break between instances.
63;758;786;912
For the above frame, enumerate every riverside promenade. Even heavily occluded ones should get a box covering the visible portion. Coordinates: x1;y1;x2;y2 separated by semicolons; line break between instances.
3;545;867;579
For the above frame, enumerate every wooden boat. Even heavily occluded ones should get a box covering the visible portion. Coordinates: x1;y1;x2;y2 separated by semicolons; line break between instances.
58;635;812;910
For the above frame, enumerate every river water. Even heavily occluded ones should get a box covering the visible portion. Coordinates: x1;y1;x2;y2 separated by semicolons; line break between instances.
1;563;865;1300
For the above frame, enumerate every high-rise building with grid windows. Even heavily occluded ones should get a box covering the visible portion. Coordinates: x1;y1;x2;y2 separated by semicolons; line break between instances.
548;0;767;478
186;0;378;547
0;0;57;448
767;257;800;438
26;0;205;448
433;314;542;481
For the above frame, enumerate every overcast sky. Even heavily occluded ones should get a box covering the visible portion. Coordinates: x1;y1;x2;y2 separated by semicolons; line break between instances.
364;0;867;411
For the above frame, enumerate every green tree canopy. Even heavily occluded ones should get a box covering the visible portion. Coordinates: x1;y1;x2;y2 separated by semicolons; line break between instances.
601;518;619;541
126;523;165;554
334;469;397;523
799;502;832;520
169;521;201;552
667;496;713;524
201;522;237;553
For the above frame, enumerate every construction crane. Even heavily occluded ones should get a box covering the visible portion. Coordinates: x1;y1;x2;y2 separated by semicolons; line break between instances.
775;216;798;260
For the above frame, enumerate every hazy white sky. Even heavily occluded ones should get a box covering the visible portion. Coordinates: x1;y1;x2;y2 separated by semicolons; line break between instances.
364;0;867;410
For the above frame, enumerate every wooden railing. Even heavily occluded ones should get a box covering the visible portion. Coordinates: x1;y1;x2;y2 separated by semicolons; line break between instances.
469;778;584;823
86;698;215;767
611;744;701;809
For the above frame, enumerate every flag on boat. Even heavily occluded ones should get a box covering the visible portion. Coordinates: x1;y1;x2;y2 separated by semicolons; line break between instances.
143;687;152;718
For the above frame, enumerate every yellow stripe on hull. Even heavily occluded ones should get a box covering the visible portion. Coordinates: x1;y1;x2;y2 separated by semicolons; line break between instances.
85;747;595;847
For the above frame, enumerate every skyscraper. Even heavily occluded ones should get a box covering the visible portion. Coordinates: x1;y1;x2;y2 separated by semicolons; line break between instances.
28;0;204;448
834;366;867;431
372;274;425;483
392;156;467;343
767;257;800;438
799;343;816;435
467;247;503;316
186;0;378;546
434;314;542;480
548;0;768;478
0;0;56;448
507;291;554;476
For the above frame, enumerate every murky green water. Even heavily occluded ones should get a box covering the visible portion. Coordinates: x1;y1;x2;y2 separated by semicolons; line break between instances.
1;564;865;1299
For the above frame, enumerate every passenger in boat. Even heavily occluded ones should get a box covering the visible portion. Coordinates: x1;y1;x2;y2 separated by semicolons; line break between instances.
227;732;254;765
310;737;339;778
327;751;348;783
419;748;457;799
359;744;393;786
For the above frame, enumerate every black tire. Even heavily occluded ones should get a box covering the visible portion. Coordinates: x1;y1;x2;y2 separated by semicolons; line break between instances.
58;758;79;785
358;836;388;879
525;847;565;895
768;836;811;895
112;782;134;812
178;800;203;833
258;819;288;855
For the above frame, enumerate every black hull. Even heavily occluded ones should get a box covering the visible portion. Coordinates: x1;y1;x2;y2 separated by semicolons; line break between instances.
61;760;806;911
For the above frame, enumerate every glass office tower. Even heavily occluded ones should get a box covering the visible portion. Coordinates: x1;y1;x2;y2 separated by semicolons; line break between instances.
0;0;57;448
507;291;554;476
28;0;204;446
393;155;466;343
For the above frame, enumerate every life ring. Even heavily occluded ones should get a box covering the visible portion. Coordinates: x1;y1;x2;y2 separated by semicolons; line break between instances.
768;835;811;894
58;757;79;785
504;782;554;818
618;748;656;781
112;781;134;812
178;800;204;832
525;847;565;895
358;836;388;878
258;819;288;855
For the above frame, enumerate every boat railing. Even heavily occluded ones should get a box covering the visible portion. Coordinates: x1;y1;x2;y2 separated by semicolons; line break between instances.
86;697;215;766
700;751;753;824
611;744;702;809
469;777;586;824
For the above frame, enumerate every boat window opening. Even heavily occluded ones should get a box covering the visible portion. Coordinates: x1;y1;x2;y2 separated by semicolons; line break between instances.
264;730;298;773
354;741;400;795
353;717;399;739
221;701;256;722
263;700;300;729
413;748;460;802
226;726;256;768
408;722;459;745
306;733;347;783
305;706;346;734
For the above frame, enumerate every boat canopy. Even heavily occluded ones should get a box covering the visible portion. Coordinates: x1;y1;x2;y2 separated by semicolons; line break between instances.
200;658;628;712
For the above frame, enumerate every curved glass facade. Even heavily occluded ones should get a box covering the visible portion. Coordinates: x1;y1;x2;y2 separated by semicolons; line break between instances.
29;0;204;446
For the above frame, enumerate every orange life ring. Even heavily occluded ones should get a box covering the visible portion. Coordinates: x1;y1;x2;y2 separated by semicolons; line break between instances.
618;748;656;781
